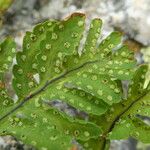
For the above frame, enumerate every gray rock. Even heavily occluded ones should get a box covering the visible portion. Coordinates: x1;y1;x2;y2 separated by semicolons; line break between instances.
0;136;35;150
110;138;137;150
81;0;150;45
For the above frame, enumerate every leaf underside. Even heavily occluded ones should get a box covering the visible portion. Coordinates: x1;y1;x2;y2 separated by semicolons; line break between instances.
0;13;150;150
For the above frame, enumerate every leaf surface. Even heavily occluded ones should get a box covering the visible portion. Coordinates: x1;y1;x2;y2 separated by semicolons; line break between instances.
0;13;149;150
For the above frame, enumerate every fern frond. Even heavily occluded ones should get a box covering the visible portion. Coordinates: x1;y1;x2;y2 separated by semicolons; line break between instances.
0;37;16;115
0;13;149;150
97;65;150;147
0;37;16;73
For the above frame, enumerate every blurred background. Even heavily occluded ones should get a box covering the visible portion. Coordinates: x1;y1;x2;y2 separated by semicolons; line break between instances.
0;0;150;150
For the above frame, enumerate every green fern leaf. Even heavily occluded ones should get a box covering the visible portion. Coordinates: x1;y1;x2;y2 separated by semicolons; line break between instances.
0;37;16;73
0;37;16;115
0;13;149;150
109;117;150;143
98;65;150;147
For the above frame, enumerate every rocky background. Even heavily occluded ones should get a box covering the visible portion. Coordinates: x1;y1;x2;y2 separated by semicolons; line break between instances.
0;0;150;150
